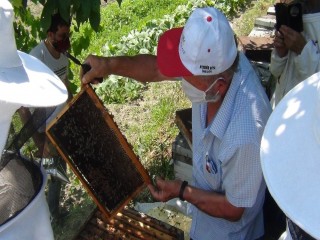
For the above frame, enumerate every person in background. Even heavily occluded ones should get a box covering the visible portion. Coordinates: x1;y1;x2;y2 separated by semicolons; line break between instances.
29;12;72;222
30;13;71;96
270;0;320;107
81;7;272;239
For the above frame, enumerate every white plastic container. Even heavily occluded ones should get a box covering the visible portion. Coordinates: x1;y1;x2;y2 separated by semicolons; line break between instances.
0;166;54;240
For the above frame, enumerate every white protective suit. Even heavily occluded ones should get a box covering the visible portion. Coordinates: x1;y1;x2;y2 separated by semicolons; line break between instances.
270;12;320;106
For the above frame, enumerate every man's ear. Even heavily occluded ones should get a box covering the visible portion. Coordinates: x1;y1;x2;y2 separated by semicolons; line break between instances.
47;31;54;40
217;78;230;96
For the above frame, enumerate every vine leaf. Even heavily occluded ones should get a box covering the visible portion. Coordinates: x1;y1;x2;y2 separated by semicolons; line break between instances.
58;0;71;23
11;0;23;8
89;0;100;32
80;0;91;22
41;0;56;32
116;0;122;7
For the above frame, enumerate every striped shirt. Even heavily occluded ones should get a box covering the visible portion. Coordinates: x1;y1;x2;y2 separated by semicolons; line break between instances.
29;40;69;127
30;41;68;82
189;53;272;240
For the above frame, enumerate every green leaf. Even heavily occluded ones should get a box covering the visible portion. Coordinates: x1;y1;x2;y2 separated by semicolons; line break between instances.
11;0;22;8
89;0;100;31
89;13;100;32
116;0;122;7
58;0;71;22
70;0;81;14
74;0;91;26
41;0;57;32
35;0;46;5
72;34;91;55
80;0;91;21
91;0;100;11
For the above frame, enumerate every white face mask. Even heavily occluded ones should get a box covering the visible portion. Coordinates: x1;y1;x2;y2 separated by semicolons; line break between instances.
181;78;223;103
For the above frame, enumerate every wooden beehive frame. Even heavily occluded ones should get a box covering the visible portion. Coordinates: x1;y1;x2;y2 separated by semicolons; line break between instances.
74;207;184;240
46;84;151;219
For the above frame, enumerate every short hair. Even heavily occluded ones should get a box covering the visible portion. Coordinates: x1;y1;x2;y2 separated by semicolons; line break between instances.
47;13;71;33
228;52;240;73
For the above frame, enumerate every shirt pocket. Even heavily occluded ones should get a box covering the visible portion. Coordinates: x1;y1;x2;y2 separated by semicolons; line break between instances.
203;154;223;191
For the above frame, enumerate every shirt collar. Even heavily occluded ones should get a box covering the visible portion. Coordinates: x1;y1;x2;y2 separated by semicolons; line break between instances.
207;70;242;139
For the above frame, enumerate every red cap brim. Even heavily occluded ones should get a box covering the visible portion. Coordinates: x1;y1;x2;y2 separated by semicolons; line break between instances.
157;28;193;77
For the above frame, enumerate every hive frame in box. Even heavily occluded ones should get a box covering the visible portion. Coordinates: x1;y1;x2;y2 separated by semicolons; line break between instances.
46;84;151;219
74;207;185;240
175;108;192;150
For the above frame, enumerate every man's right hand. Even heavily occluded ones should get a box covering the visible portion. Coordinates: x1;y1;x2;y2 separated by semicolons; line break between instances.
81;55;108;85
274;29;288;58
274;25;307;58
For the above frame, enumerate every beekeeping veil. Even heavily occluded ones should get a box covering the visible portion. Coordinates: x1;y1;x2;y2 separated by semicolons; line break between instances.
0;1;68;239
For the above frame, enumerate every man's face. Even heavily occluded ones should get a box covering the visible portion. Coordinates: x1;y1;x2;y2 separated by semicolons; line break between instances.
49;25;71;53
53;25;70;42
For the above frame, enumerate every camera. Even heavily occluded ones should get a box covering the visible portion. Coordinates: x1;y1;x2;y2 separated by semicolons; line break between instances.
275;2;303;32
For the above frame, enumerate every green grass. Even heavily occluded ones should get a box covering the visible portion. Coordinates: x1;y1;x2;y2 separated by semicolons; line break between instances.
71;0;186;58
99;0;187;43
107;81;190;178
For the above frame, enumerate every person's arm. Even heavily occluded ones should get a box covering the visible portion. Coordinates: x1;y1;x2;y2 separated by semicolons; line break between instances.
274;24;320;80
148;178;244;222
270;25;307;78
81;54;174;85
273;30;289;58
270;48;288;78
270;29;290;78
295;39;320;80
148;142;265;222
271;24;306;60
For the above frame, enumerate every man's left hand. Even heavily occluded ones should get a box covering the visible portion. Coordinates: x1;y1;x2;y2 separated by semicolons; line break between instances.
147;177;181;202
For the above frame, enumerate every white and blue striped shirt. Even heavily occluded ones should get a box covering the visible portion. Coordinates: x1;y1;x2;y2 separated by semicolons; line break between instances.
189;53;272;240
